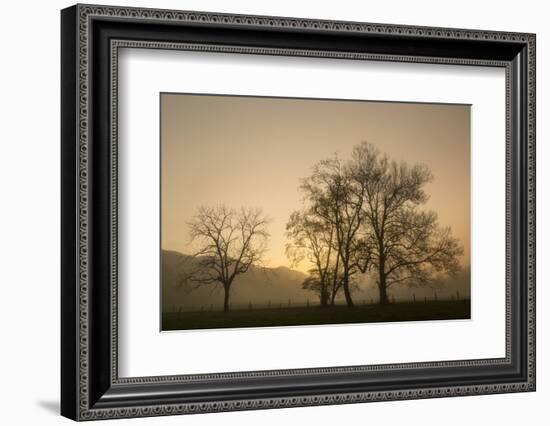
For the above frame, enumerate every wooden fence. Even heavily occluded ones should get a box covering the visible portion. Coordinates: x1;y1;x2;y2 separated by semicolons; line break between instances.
169;291;467;313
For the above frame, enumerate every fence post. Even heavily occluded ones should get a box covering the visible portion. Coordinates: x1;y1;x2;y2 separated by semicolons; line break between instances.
413;294;416;303
434;291;438;302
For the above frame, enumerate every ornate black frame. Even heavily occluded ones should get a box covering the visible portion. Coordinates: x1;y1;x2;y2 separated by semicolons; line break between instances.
61;4;536;421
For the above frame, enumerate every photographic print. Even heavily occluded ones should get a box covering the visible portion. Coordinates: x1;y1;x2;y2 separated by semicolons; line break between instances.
161;94;471;331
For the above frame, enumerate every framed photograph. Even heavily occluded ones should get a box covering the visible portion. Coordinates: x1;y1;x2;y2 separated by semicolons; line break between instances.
61;4;536;421
159;94;472;331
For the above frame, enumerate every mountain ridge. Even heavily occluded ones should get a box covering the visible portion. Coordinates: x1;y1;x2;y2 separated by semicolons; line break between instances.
161;249;471;312
162;249;309;311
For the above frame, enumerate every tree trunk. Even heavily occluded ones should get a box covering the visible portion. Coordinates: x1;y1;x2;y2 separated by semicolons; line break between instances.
378;253;388;305
378;262;388;304
378;281;388;305
337;247;354;307
342;267;354;307
320;280;328;307
223;286;230;312
343;281;354;307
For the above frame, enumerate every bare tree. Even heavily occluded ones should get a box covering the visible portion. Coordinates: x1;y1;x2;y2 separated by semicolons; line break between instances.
286;210;341;306
299;156;370;307
184;205;270;312
350;142;463;304
300;271;329;305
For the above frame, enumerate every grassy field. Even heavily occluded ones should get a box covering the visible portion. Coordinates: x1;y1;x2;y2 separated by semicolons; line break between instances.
162;300;470;331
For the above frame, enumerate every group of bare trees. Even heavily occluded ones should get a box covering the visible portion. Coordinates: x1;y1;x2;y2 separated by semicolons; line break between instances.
181;141;463;311
286;141;463;306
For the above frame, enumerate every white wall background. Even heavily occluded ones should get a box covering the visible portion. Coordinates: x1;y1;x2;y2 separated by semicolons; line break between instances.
0;0;546;424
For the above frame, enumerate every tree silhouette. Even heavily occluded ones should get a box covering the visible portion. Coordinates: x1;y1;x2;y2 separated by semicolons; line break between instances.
285;210;342;306
299;156;370;307
184;205;270;312
350;142;463;304
300;272;329;305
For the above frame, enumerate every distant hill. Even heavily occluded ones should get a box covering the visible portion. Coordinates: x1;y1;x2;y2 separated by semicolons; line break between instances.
162;250;309;312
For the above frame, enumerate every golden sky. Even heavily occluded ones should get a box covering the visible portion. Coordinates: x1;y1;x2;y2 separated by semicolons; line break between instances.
161;94;470;272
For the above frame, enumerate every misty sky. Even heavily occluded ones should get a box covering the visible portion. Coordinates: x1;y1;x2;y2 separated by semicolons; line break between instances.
161;93;470;273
